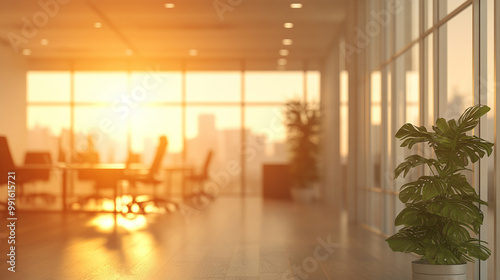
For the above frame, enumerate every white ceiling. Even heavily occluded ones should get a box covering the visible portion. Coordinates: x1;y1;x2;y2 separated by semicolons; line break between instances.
0;0;345;68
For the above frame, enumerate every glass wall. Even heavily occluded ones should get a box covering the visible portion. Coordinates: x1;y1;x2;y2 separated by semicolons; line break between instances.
26;69;320;196
355;0;496;278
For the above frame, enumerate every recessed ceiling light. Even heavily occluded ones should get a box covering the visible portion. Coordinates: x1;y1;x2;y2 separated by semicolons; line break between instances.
165;3;175;8
125;49;133;56
282;39;293;46
284;22;294;28
40;39;49;45
94;22;102;28
278;58;287;66
279;49;289;56
22;49;31;55
290;3;303;8
189;49;198;56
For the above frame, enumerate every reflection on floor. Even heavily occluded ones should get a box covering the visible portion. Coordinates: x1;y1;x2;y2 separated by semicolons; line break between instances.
0;197;415;279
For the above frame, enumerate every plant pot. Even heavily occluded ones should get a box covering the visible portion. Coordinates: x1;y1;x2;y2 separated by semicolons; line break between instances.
290;187;315;203
412;261;466;280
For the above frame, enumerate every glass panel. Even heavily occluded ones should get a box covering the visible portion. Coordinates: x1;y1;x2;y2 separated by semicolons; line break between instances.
365;190;372;225
340;71;349;165
129;107;183;165
439;0;468;20
384;193;396;235
27;72;71;102
423;35;434;176
371;191;382;231
26;106;71;158
406;44;420;125
395;193;405;230
409;0;420;43
130;72;182;103
185;106;241;195
244;106;287;195
393;54;406;194
405;45;421;182
306;71;321;102
27;106;71;135
384;0;394;60
74;72;128;103
370;71;382;188
73;107;128;163
245;71;303;102
425;35;434;127
369;0;382;70
395;0;419;52
424;0;434;31
485;1;496;266
394;0;405;52
439;6;473;119
186;72;241;103
384;65;393;192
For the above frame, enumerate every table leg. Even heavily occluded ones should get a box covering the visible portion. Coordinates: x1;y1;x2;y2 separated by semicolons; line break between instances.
114;181;117;214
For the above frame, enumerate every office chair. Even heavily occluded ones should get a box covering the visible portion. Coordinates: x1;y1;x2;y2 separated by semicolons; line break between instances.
126;152;141;166
76;151;115;207
124;135;177;214
22;151;56;204
185;150;214;200
0;136;16;208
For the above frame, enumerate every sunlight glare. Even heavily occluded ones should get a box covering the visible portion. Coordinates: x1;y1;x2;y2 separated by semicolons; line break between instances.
88;214;148;232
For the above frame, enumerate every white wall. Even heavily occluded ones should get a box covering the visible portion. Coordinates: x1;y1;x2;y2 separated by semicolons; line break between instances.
0;43;27;164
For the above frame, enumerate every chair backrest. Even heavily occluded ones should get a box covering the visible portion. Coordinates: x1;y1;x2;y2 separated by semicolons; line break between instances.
148;136;168;176
200;150;213;178
24;152;52;165
126;152;141;166
24;151;52;181
0;136;15;175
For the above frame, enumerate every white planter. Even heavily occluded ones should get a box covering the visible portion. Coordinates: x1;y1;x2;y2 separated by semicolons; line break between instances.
412;261;466;280
290;187;315;203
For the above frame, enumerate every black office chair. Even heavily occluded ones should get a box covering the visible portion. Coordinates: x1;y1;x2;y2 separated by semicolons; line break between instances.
22;152;56;204
185;150;214;200
0;136;16;208
124;136;177;214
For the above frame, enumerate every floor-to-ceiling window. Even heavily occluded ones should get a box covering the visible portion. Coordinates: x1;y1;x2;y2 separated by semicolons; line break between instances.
26;67;320;196
354;0;496;278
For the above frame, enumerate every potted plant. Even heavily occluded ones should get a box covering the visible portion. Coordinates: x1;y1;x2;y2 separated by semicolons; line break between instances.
284;100;320;202
386;104;493;279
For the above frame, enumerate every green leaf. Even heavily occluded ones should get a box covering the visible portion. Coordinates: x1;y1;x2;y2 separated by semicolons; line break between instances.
457;104;490;133
395;123;433;149
443;221;471;242
398;176;446;202
461;239;491;261
421;176;446;201
425;244;462;265
398;184;420;203
427;198;483;228
446;174;476;196
394;205;438;227
434;118;451;136
394;155;441;178
386;227;425;255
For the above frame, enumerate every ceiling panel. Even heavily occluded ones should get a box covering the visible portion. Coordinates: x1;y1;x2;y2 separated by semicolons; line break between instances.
0;0;345;69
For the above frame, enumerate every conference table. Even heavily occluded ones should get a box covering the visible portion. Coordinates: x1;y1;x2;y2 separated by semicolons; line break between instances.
16;163;195;213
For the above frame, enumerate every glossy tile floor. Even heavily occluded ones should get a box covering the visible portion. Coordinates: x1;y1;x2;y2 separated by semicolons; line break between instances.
0;197;416;279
